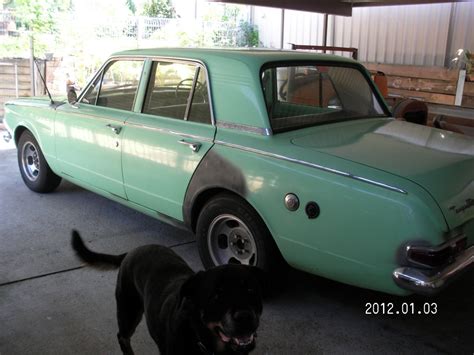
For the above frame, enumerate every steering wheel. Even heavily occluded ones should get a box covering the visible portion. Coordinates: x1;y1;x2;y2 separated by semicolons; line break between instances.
175;79;206;102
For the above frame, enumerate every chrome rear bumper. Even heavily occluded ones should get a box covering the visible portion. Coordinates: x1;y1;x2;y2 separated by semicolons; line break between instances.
393;246;474;295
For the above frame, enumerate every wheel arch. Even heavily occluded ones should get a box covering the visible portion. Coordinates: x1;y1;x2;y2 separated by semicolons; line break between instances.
188;187;246;232
14;125;30;145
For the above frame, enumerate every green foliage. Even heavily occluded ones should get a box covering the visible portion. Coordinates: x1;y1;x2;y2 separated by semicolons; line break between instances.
126;0;137;15
237;21;259;47
12;0;71;33
142;0;177;18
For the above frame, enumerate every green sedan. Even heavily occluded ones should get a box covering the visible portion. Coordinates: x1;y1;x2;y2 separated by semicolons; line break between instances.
4;48;473;295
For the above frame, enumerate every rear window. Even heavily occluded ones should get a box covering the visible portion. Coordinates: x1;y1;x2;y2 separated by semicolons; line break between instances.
261;64;387;133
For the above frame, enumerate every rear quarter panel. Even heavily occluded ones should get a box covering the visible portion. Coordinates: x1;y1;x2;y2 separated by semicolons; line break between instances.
212;128;448;295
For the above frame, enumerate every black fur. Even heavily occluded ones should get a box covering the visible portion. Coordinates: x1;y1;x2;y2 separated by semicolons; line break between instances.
72;230;126;268
71;231;265;355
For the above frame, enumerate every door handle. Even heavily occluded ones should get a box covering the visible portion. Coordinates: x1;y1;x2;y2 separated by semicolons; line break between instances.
178;139;201;153
106;124;122;135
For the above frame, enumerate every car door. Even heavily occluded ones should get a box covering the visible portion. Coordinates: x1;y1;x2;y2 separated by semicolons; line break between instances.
55;59;144;198
122;59;215;221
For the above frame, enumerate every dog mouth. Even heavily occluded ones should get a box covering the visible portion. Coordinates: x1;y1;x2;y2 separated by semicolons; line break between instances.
215;326;256;348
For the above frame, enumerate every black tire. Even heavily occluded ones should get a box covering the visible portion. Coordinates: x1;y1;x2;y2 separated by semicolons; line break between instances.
17;131;61;193
196;193;283;273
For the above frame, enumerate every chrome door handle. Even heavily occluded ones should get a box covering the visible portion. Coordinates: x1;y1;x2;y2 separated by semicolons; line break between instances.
106;124;122;135
178;139;201;153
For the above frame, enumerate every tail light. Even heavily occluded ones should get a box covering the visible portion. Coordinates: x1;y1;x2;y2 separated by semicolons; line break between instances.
407;235;467;268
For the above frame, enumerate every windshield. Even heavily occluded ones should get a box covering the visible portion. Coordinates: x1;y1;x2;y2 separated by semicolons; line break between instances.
261;63;388;133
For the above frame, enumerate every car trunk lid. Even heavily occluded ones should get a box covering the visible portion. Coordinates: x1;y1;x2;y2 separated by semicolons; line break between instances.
290;118;474;229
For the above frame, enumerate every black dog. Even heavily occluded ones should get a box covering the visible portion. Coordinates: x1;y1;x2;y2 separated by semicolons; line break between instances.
71;230;265;355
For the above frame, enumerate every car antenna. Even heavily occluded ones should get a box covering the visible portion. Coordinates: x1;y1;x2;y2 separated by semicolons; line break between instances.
33;57;54;105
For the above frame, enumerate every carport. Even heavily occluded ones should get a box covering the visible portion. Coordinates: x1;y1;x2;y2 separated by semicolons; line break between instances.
1;0;474;354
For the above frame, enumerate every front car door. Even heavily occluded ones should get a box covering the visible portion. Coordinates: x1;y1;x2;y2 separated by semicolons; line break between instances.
55;59;144;198
122;59;215;221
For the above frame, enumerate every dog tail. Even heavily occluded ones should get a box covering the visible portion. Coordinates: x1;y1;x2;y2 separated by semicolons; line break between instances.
71;230;126;269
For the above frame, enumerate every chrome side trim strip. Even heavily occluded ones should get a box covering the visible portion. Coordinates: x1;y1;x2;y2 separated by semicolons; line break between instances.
215;140;407;194
393;245;474;295
124;121;214;143
216;121;273;136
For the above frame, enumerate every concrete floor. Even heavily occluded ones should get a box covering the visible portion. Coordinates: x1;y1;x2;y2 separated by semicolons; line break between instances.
0;134;473;354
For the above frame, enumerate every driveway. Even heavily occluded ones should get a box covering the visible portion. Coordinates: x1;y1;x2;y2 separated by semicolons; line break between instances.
0;135;472;354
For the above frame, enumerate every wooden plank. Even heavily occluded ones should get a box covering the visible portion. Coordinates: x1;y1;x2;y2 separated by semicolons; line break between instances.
386;76;457;95
0;79;32;86
0;66;32;75
464;82;474;97
462;95;474;108
364;63;459;81
0;89;31;96
388;88;455;105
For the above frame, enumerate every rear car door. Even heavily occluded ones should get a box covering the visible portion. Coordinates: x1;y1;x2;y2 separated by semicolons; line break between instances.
122;59;215;221
55;59;144;198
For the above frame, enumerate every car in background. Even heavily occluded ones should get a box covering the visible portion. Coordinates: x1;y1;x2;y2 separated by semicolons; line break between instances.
3;48;473;295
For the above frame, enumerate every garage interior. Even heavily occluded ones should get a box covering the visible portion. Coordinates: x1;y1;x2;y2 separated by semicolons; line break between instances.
1;0;473;354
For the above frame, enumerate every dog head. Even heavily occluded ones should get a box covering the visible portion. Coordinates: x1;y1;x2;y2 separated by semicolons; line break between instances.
181;265;265;353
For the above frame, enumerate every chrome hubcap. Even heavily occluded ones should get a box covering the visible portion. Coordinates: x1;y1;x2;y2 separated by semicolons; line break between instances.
208;214;257;266
21;142;40;181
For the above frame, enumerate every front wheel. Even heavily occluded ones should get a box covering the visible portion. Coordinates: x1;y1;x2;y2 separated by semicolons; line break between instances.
17;131;62;193
196;193;283;272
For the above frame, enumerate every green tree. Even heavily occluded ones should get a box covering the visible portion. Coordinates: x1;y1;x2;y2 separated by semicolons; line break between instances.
142;0;176;18
13;0;71;33
126;0;136;15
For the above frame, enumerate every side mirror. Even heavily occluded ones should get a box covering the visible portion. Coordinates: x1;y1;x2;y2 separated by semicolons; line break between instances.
66;79;79;104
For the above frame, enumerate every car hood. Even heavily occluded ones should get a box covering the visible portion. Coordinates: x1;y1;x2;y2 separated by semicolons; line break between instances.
290;118;474;229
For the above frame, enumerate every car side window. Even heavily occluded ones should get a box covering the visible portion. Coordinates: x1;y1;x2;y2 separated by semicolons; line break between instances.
188;67;211;124
82;60;144;111
143;61;211;124
81;75;101;105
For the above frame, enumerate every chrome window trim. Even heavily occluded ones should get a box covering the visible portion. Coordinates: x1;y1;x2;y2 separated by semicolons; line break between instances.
78;55;216;126
79;57;145;110
216;121;273;136
215;140;407;194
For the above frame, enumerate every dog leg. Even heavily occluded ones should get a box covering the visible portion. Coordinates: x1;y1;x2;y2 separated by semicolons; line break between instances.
117;333;135;355
116;279;144;355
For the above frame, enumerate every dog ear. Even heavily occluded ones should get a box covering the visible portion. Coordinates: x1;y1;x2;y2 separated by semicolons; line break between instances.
180;271;205;304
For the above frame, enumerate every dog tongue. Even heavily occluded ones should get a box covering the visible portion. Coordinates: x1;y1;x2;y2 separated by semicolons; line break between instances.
218;330;232;343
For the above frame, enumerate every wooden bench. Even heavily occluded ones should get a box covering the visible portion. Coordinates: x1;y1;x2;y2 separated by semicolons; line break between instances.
364;63;474;109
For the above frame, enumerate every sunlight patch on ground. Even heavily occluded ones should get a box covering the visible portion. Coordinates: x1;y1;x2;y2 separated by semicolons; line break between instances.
0;130;15;150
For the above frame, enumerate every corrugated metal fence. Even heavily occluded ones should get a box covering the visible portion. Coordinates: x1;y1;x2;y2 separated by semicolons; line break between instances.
254;2;474;67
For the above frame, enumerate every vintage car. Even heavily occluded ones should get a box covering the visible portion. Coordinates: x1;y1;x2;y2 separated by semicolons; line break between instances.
3;48;474;295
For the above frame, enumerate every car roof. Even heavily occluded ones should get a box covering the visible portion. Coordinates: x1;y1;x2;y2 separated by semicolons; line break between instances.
109;48;364;131
112;47;357;67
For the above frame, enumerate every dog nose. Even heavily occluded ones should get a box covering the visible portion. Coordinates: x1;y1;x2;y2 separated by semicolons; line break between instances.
233;310;255;323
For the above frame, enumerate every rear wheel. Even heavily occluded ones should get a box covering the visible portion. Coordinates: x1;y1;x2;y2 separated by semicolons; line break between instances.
17;131;61;193
196;193;283;272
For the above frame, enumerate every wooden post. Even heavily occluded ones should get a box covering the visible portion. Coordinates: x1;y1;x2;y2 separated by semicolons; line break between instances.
322;13;328;53
455;70;466;106
14;62;19;98
280;9;285;49
29;35;36;96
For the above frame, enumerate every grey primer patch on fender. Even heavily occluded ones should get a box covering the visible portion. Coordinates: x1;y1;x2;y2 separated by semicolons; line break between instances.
183;150;247;228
